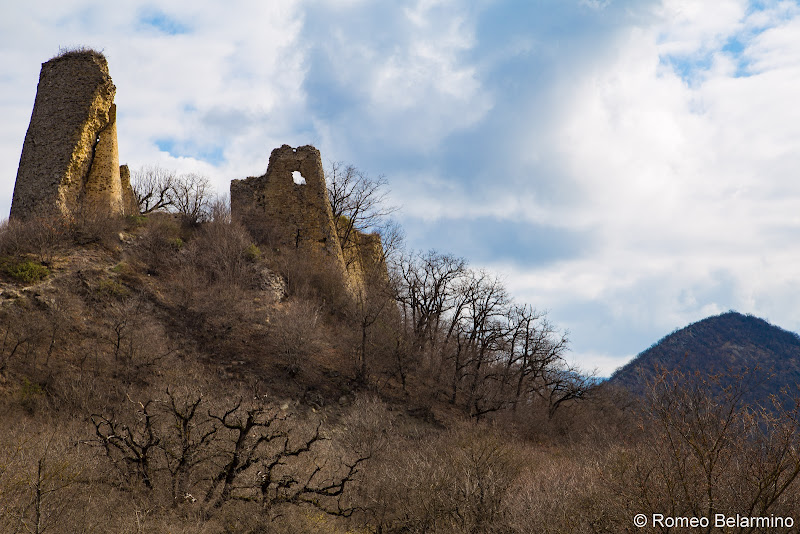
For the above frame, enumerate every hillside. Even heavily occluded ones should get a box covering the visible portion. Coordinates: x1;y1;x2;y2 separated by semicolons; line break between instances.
0;207;631;533
0;210;799;531
609;311;800;405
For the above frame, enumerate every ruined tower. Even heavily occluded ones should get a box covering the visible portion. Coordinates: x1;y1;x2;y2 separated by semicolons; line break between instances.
231;144;348;270
10;50;136;221
231;144;389;297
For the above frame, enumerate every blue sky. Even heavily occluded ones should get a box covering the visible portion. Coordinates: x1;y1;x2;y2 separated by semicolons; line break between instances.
3;0;800;375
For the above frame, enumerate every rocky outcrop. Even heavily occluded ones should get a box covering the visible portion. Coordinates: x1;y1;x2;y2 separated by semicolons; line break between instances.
10;50;137;221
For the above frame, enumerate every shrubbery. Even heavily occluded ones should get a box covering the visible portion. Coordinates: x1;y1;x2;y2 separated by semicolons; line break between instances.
2;259;49;283
0;165;797;533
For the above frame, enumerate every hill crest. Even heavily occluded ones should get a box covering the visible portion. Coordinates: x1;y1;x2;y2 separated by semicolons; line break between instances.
609;311;800;403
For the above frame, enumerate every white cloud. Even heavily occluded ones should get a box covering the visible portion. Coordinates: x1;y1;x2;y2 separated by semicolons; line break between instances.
4;0;800;375
489;2;800;370
656;0;747;56
305;0;492;153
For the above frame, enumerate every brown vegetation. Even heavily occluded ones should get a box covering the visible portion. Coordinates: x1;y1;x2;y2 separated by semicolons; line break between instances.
0;168;798;533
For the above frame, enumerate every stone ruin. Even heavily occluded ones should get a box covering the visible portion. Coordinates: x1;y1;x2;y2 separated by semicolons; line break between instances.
10;50;137;222
231;145;384;296
10;52;382;298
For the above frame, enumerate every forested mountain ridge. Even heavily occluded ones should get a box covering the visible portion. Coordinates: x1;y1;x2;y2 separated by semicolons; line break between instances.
609;311;800;406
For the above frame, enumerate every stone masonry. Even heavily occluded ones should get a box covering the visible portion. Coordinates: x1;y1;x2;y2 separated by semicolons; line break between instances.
119;164;139;216
10;50;136;221
231;144;346;258
231;144;389;298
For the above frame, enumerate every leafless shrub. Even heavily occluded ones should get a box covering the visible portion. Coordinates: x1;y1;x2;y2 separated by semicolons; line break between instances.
207;194;231;224
97;293;175;386
90;390;369;519
0;306;39;376
336;395;395;458
600;367;800;531
501;445;614;534
268;300;324;379
127;213;184;276
53;45;104;61
69;202;126;246
0;422;94;534
184;219;259;288
274;249;352;314
355;422;523;533
0;217;71;264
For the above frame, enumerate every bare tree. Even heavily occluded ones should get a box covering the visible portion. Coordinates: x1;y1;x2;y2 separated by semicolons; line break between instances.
393;250;584;419
376;218;405;265
503;305;571;413
454;269;510;416
326;162;398;264
91;398;160;490
171;173;212;224
132;165;176;214
91;391;369;518
348;258;397;382
396;250;467;355
537;364;594;419
132;166;213;224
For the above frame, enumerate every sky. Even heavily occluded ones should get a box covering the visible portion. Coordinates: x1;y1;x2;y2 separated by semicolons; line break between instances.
3;0;800;376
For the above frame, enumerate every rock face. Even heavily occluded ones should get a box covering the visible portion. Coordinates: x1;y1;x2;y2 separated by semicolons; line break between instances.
231;145;385;296
10;50;136;221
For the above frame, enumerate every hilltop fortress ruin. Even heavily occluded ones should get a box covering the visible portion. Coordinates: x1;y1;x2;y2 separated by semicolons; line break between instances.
10;52;383;296
10;50;137;221
231;145;346;270
231;145;384;296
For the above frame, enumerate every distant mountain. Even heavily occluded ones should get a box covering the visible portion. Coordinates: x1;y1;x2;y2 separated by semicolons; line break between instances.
609;311;800;406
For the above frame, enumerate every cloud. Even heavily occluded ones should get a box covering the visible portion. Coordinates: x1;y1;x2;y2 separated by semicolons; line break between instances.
485;0;800;372
137;7;191;35
4;0;800;377
301;0;492;160
579;0;612;11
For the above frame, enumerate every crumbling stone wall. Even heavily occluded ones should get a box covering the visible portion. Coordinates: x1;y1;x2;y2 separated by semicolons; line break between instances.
341;230;386;295
231;145;349;277
231;144;390;298
10;50;136;221
119;164;139;216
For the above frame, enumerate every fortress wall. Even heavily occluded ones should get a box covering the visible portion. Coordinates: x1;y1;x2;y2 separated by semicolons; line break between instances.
232;145;350;282
119;164;139;216
10;51;134;221
83;104;122;214
232;145;393;299
342;230;386;296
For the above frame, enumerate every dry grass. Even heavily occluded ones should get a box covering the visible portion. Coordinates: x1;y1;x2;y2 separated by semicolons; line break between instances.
0;215;798;533
52;46;105;62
